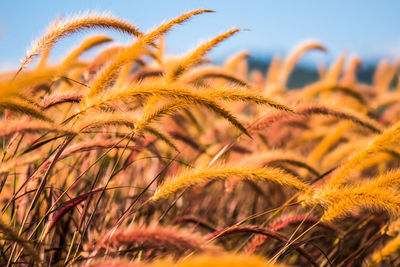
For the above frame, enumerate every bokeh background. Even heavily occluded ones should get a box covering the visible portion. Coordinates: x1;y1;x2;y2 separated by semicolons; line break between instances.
1;0;399;85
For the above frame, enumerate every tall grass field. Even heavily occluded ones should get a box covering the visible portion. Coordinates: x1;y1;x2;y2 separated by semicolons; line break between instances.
1;9;400;266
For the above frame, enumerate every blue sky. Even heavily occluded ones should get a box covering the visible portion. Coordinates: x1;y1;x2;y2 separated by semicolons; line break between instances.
1;1;400;70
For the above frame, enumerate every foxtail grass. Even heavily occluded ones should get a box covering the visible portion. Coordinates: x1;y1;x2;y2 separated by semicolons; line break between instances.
152;165;311;200
21;12;143;72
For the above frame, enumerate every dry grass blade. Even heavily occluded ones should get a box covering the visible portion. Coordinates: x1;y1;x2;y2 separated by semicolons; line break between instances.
279;40;327;86
340;55;362;85
320;187;400;221
181;66;249;87
241;150;320;177
88;252;284;267
143;126;178;151
40;92;83;109
21;12;142;71
327;120;400;187
296;105;382;133
168;29;240;80
92;225;215;256
0;98;52;122
152;165;311;200
135;100;190;133
0;154;42;175
224;51;250;72
324;52;346;84
368;168;400;188
85;82;251;136
74;112;136;132
208;225;318;266
85;9;213;100
60;34;113;68
249;104;381;133
371;233;400;264
0;120;74;138
0;219;43;265
205;87;293;112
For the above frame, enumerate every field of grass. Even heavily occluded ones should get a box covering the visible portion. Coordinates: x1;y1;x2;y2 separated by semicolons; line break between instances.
1;9;400;266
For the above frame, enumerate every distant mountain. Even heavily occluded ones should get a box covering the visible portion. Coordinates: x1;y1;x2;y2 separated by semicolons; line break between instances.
247;57;377;89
